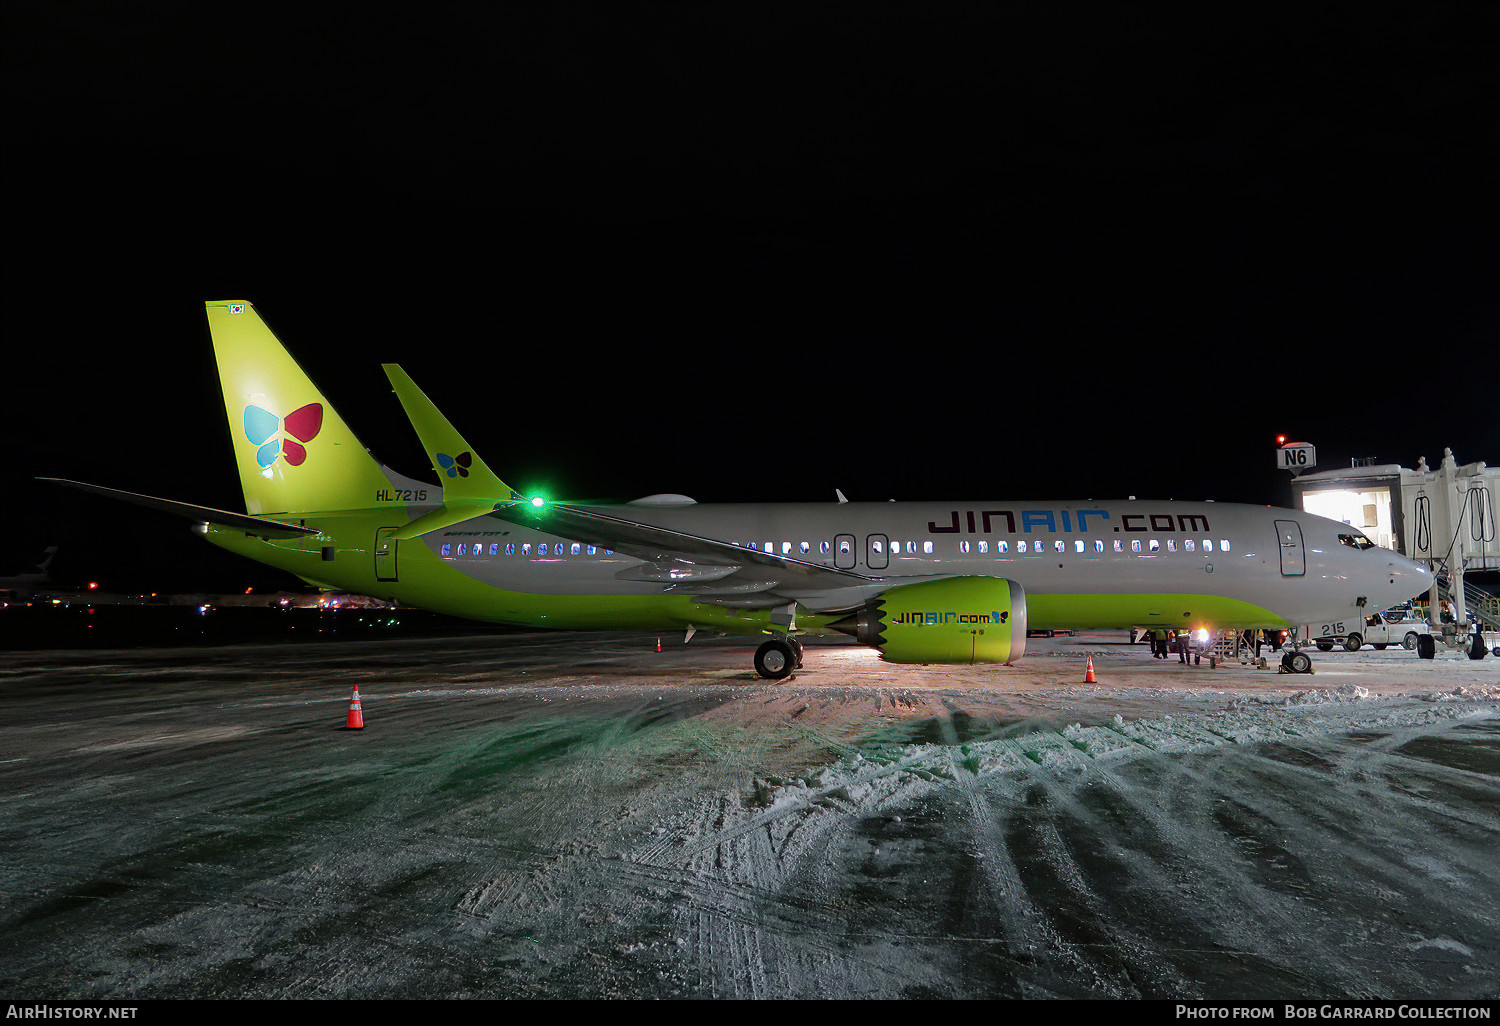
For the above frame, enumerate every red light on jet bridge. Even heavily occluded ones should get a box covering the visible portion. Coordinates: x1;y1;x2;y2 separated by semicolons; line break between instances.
1277;435;1286;445
87;582;98;590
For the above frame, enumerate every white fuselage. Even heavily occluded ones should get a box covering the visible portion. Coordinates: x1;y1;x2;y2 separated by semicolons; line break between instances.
416;498;1432;629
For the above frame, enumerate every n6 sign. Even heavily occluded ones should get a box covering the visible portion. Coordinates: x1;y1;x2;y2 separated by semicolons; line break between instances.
1278;443;1316;470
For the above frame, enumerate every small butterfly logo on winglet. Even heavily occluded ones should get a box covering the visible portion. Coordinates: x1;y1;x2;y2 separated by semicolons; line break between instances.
436;451;473;478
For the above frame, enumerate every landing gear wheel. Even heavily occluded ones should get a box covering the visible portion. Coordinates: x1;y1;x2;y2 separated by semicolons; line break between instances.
755;640;796;680
1416;634;1436;660
1316;641;1334;652
1373;643;1388;650
789;639;804;668
1469;635;1487;660
1280;651;1313;674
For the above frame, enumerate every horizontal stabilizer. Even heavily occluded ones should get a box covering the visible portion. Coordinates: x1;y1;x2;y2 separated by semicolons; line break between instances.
39;478;319;538
391;500;500;541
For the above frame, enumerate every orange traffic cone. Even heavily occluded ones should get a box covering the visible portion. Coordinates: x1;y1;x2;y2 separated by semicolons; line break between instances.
656;636;662;652
343;684;365;730
1084;656;1097;683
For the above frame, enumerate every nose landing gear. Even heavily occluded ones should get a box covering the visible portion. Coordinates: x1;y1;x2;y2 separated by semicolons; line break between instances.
1278;650;1314;674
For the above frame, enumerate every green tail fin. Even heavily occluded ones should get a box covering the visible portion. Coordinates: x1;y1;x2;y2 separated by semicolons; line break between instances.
382;364;512;500
207;301;392;515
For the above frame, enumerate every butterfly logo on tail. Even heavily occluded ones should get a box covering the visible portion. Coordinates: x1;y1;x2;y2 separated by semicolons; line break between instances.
243;403;324;467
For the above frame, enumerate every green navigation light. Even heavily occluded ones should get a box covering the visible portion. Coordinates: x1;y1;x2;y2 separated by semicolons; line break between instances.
531;496;546;507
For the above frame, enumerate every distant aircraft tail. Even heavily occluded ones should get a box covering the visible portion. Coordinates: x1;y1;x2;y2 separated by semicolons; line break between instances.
206;301;394;515
36;545;58;574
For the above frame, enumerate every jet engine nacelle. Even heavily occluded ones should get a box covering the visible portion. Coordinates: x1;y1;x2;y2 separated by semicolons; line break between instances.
832;576;1027;664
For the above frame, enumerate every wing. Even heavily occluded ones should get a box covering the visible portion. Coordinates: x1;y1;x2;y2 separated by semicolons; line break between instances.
488;500;883;611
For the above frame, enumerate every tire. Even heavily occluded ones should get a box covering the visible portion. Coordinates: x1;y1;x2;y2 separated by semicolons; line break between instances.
1403;632;1419;651
1316;641;1334;652
1373;643;1388;650
790;638;804;668
1289;651;1312;674
754;640;796;680
1344;634;1362;652
1416;634;1436;660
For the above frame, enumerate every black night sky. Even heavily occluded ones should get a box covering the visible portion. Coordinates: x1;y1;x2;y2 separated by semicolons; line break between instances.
5;3;1497;592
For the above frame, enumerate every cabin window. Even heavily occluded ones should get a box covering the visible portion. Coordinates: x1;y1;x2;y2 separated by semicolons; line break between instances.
764;542;773;552
521;543;532;555
923;540;933;554
1184;539;1195;552
820;541;830;554
907;541;917;554
505;543;516;555
1131;540;1142;553
782;542;791;554
1203;539;1213;552
1167;539;1177;552
1018;540;1029;553
1055;540;1065;553
1075;540;1085;553
960;540;970;553
489;543;500;555
1149;539;1160;553
1220;539;1231;551
978;540;988;554
441;543;451;556
537;543;549;555
457;544;468;556
1114;540;1123;552
800;542;810;554
587;545;596;555
997;541;1008;553
1093;540;1104;553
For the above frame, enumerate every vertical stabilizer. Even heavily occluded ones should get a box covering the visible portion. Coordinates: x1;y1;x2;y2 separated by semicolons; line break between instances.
206;301;391;514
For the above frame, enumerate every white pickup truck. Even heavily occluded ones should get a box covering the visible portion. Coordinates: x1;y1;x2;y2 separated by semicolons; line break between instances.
1312;611;1430;652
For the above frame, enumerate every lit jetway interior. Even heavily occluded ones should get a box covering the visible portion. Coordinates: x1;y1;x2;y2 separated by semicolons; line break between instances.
1300;485;1395;550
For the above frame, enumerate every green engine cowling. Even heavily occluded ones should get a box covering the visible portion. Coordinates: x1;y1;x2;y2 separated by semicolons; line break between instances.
831;576;1028;664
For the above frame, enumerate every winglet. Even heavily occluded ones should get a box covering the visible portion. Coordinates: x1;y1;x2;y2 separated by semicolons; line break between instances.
382;365;512;501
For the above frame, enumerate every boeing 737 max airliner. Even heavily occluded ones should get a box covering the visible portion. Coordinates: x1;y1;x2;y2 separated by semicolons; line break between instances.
45;302;1432;678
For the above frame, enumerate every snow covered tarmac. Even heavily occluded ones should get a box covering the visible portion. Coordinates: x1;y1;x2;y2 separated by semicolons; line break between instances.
0;631;1496;999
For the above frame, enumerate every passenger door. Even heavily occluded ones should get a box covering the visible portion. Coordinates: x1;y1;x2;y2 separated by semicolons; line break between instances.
374;527;399;582
1274;520;1305;577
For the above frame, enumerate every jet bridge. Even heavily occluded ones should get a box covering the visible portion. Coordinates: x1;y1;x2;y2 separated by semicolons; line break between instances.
1291;448;1497;658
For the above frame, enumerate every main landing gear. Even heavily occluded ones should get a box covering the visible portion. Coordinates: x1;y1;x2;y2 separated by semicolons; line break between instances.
754;638;803;680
